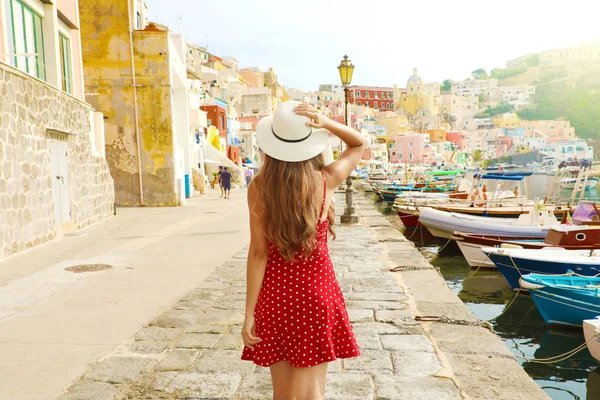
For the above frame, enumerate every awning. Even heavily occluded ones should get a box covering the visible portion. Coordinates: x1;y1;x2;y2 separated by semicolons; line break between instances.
203;143;244;175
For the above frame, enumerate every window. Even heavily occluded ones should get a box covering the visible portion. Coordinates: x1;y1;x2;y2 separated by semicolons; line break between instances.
366;101;370;107
374;101;378;108
5;0;46;80
365;92;369;98
59;34;72;94
381;91;384;98
357;101;361;106
356;91;361;97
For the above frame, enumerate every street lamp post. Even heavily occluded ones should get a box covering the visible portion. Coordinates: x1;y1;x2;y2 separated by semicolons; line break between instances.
338;55;359;224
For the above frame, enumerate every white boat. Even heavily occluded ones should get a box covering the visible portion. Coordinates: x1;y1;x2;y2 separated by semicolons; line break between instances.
560;177;599;190
584;317;600;363
455;240;501;268
418;206;558;240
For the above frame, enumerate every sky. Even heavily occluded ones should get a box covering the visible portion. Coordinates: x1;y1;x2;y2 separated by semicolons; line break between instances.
147;0;600;91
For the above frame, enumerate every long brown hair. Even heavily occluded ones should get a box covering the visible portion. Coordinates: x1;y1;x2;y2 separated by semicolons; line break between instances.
253;153;336;261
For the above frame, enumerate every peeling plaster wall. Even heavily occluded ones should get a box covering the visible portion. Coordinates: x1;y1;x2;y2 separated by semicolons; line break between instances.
79;0;177;206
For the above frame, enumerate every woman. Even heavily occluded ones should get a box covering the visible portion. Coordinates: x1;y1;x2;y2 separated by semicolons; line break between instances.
241;101;367;399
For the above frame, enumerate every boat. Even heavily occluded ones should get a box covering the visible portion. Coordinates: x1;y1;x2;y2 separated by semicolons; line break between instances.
419;205;558;240
484;247;600;290
519;274;600;327
560;177;599;190
453;225;600;268
584;317;600;363
572;201;600;226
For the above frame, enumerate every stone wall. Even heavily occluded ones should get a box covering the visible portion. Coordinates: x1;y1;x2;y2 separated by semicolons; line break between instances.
0;63;115;260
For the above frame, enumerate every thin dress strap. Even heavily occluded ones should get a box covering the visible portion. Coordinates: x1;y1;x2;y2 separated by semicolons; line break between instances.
319;172;327;221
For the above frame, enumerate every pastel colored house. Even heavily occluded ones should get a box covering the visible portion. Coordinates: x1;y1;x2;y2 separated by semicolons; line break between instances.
79;1;194;206
389;134;431;165
445;131;467;150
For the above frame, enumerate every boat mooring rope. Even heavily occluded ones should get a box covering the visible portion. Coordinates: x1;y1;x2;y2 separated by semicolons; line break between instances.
514;332;599;364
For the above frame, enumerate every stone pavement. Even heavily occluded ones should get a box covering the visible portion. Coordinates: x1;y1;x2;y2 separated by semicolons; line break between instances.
58;192;549;400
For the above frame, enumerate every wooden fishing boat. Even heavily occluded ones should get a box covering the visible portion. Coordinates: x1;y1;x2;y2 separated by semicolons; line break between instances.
520;274;600;327
484;247;600;290
453;226;600;268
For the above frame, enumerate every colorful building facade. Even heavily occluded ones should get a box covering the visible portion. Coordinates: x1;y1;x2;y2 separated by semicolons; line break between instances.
348;85;394;110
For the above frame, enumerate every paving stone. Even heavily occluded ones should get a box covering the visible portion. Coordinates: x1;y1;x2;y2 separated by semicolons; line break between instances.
380;334;435;354
150;309;204;328
212;299;246;310
214;334;244;350
156;349;199;372
126;340;169;354
193;349;255;373
194;307;245;326
343;350;392;372
355;333;382;350
181;289;227;302
348;308;374;323
346;300;381;310
134;326;183;342
375;309;413;323
187;323;231;334
58;379;120;400
378;301;409;310
352;322;410;335
153;372;241;398
173;298;213;311
353;284;404;293
175;333;222;349
84;356;152;384
392;351;441;377
325;374;374;400
375;375;461;400
236;373;273;399
345;292;408;302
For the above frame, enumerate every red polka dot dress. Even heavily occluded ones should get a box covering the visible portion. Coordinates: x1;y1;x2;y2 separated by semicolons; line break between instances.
241;176;360;368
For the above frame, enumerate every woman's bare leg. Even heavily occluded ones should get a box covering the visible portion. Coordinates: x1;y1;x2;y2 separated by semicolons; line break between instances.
290;362;328;399
270;360;294;399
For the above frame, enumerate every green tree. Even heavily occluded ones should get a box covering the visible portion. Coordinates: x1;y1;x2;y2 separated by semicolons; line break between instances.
475;104;515;118
473;149;482;163
471;68;488;80
441;79;452;91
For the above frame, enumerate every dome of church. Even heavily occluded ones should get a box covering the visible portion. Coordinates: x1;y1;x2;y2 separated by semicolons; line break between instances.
407;68;424;85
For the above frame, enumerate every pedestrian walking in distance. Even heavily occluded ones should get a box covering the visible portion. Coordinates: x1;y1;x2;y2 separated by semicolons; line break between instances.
221;167;232;199
218;165;224;197
241;101;366;399
245;167;254;187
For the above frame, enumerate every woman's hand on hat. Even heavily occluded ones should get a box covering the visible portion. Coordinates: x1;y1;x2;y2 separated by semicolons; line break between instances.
294;104;328;129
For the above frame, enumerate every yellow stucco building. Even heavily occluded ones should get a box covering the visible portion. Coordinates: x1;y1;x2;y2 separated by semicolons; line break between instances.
395;68;441;117
79;1;187;206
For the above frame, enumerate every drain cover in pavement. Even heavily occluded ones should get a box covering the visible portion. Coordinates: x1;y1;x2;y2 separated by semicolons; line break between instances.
65;264;113;273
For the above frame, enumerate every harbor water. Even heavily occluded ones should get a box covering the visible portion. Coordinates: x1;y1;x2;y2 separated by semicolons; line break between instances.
369;174;600;400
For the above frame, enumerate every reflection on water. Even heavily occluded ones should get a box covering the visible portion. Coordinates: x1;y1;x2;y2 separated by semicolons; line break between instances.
364;182;600;400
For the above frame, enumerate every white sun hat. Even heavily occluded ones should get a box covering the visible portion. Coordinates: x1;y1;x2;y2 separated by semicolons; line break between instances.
256;101;329;162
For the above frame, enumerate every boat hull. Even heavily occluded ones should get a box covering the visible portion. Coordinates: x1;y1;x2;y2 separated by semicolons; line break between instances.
584;317;600;363
455;240;497;268
488;252;598;290
419;208;552;240
395;210;420;228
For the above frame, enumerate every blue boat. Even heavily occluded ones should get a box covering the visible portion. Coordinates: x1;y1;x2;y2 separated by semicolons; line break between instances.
520;273;600;327
482;247;600;290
